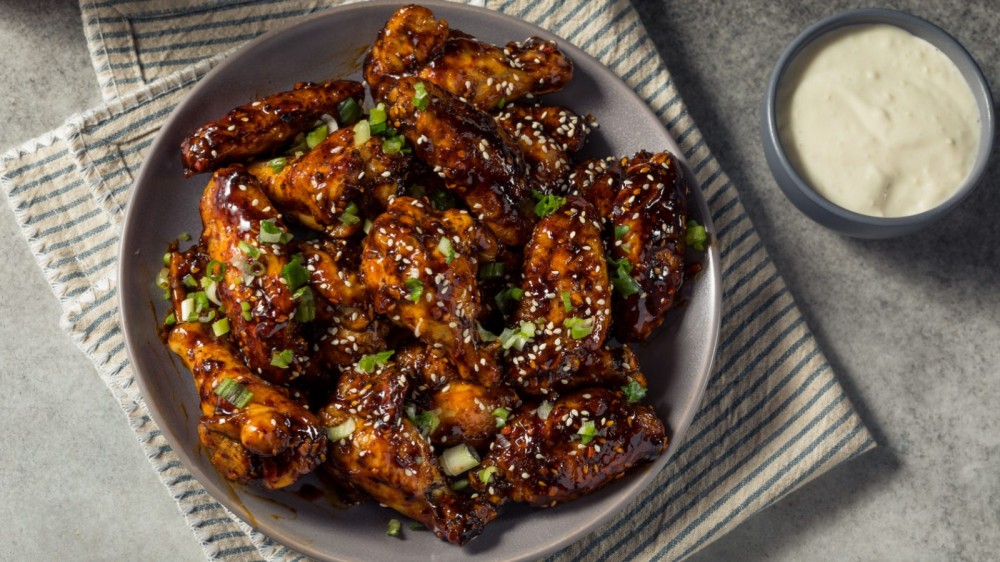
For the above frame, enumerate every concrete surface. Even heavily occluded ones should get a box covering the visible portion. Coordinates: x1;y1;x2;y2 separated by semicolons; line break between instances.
0;0;997;560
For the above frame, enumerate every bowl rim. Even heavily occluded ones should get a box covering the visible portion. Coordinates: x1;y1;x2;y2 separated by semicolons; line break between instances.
762;7;995;227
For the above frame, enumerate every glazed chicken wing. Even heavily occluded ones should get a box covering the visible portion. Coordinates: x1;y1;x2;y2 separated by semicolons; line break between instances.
494;103;590;191
360;196;502;386
507;196;613;396
167;321;326;490
382;76;536;246
469;388;667;507
609;151;690;341
568;156;623;220
199;165;311;383
181;80;364;177
319;359;497;545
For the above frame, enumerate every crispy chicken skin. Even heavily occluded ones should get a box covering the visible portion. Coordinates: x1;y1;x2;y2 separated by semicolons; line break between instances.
470;388;667;507
365;5;573;111
360;196;502;386
507;196;613;395
568;156;623;220
610;151;690;342
199;165;310;384
168;322;326;490
319;360;497;545
382;76;536;246
246;125;410;236
494;103;589;191
181;80;365;177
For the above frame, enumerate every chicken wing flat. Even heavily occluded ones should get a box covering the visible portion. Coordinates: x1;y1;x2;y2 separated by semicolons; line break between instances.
320;359;497;545
382;76;536;246
568;156;622;220
494;103;590;191
200;165;311;383
609;151;690;342
365;5;573;111
168;321;326;490
181;80;365;177
361;196;502;386
470;387;666;507
246;125;410;236
507;196;613;396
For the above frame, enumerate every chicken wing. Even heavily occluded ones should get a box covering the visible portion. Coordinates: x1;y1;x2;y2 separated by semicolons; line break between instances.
246;125;410;237
609;151;690;342
507;196;613;396
181;80;365;176
381;76;536;246
319;359;497;545
360;196;502;386
494;103;590;191
568;156;622;220
199;165;311;384
469;388;666;507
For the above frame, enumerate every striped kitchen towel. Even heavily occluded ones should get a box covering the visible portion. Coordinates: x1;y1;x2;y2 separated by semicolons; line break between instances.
0;0;875;560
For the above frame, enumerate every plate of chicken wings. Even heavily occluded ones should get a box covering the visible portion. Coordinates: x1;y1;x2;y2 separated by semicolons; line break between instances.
119;2;721;560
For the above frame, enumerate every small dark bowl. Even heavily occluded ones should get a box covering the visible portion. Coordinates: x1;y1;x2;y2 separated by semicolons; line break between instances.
761;8;994;238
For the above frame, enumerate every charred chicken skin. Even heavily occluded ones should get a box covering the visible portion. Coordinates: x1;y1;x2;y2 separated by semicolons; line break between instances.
181;80;364;177
469;388;667;507
319;359;497;545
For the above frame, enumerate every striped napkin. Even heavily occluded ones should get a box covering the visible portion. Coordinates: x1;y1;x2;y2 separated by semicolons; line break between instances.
0;0;875;560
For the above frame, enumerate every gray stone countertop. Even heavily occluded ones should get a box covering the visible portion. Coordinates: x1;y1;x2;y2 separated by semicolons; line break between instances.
1;1;997;560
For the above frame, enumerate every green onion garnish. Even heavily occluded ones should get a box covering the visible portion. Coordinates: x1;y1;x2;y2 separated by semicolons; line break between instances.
531;190;567;218
162;252;171;266
337;97;361;125
386;518;402;538
240;301;252;321
536;400;553;420
205;260;226;282
270;349;294;369
164;312;176;326
326;418;356;441
306;124;329;149
440;444;480;476
247;261;266;277
479;262;505;280
268;157;288;173
477;323;498;342
156;267;169;291
413;82;429;110
496;97;506;109
449;479;469;491
494;286;524;315
178;232;191;242
405;277;424;303
382;134;405;154
686;218;708;251
339;201;361;226
492;407;510;428
429;189;457;211
180;297;195;322
363;218;373;235
561;291;572;312
577;420;597;445
614;224;631;240
564;317;594;340
281;254;309;293
182;274;197;288
609;256;641;297
238;240;260;259
212;317;230;337
411;408;440;437
369;103;388;135
293;286;316;323
358;350;395;373
214;377;253;408
437;237;456;264
353;119;371;146
621;379;647;403
499;321;535;351
258;219;292;244
477;465;498;484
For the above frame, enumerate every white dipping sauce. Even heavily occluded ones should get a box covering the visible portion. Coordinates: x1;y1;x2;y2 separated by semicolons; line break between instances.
777;24;980;217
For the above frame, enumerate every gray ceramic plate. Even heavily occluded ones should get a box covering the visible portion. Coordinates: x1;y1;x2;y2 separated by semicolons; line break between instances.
119;1;721;560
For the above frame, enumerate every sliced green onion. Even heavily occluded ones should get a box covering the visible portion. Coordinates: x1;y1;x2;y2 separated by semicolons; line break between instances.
247;261;266;277
437;237;456;264
214;377;253;408
429;189;457;211
363;218;373;235
197;309;217;323
164;312;176;326
609;256;641;297
413;82;429;110
286;132;308;155
268;157;288;174
621;379;647;403
191;291;210;314
479;262;505;280
156;267;169;290
238;240;260;260
531;190;567;218
178;232;191;242
270;348;294;369
180;297;195;322
369;103;388;135
686;218;708;251
614;224;631;240
440;444;480;476
358;350;395;373
499;321;535;351
281;255;309;293
258;219;292;244
293;286;316;323
386;518;402;538
494;286;524;314
477;323;498;342
306;124;328;149
449;479;469;491
561;291;572;312
162;252;171;266
353;119;371;146
201;277;222;306
412;408;440;437
577;420;597;445
536;400;553;420
405;277;424;303
492;407;510;428
496;97;506;109
564;317;594;340
240;301;252;321
477;465;498;484
382;134;405;154
212;317;230;337
182;274;197;288
326;418;356;441
205;260;226;282
339;202;361;226
337;97;361;125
